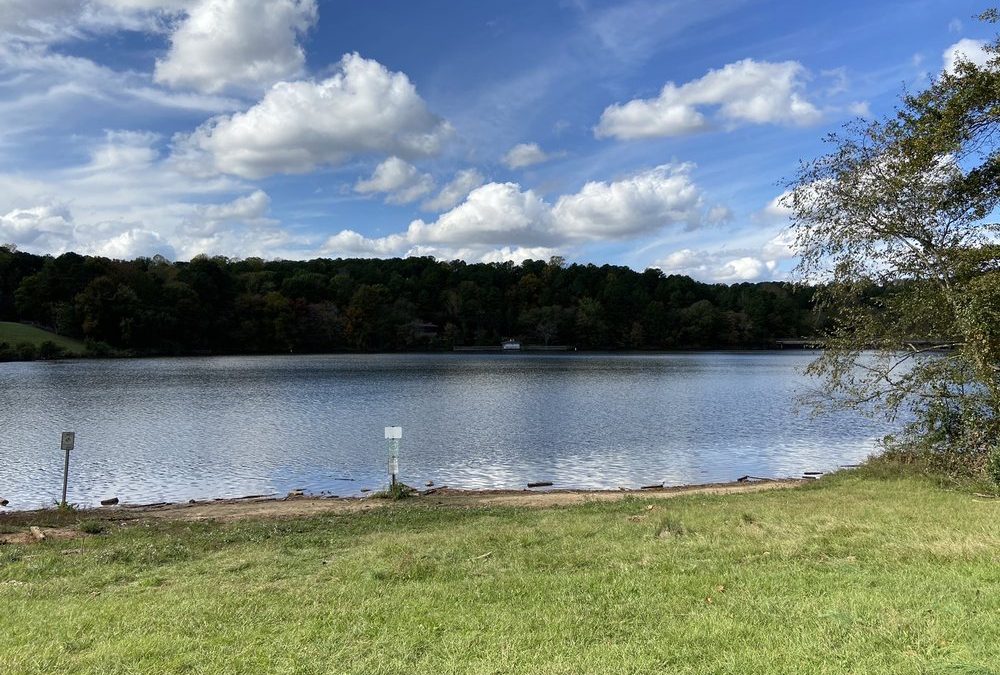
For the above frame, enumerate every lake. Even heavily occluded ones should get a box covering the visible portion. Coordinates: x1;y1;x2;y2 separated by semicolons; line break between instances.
0;352;884;510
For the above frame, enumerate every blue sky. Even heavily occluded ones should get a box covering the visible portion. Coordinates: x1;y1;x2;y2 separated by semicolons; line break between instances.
0;0;993;281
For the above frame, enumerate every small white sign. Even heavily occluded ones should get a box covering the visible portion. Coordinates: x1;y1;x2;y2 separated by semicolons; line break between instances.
384;426;402;440
61;431;75;452
389;457;399;475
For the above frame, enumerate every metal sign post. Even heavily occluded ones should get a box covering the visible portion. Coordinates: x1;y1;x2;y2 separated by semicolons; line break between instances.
60;431;75;508
384;426;402;489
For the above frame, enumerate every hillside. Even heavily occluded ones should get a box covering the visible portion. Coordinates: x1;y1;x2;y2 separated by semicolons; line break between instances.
0;322;86;355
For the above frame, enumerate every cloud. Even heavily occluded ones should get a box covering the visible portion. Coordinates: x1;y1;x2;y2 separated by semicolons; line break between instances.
186;189;274;235
654;248;779;283
97;228;177;259
321;163;711;262
0;204;75;249
320;230;402;258
0;0;85;44
848;100;872;118
421;169;484;212
0;42;241;135
761;229;798;260
354;157;435;205
173;53;453;179
646;187;806;283
408;182;556;249
154;0;317;94
502;142;553;169
942;38;991;75
0;130;311;260
552;164;705;239
821;67;849;96
0;0;313;104
595;58;822;140
478;246;561;264
707;205;733;224
759;189;794;223
0;0;190;45
0;203;179;260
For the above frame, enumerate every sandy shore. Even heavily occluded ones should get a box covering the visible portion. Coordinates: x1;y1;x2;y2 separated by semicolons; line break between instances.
0;479;805;536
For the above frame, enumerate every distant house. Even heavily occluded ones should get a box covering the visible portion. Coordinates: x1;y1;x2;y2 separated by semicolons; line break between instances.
501;339;521;351
409;321;439;339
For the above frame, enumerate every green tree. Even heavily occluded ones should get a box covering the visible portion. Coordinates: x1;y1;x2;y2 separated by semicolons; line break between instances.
787;12;1000;468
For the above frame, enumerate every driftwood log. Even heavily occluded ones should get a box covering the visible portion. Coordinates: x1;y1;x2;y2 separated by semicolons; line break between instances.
527;481;553;488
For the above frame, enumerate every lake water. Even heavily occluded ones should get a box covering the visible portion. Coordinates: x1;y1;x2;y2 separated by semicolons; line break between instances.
0;352;884;510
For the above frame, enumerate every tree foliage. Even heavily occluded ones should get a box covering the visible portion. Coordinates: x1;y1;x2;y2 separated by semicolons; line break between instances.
0;247;818;359
788;12;1000;471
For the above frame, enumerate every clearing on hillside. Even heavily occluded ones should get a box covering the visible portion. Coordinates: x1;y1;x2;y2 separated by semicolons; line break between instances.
0;322;86;355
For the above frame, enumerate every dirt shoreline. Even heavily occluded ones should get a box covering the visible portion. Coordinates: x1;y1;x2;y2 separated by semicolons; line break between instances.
0;478;805;536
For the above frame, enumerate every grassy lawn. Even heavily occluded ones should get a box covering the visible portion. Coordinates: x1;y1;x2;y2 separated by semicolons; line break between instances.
0;321;86;355
1;469;999;674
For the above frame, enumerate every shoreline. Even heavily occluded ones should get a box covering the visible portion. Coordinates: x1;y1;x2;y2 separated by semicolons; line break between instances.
0;477;806;533
0;347;822;366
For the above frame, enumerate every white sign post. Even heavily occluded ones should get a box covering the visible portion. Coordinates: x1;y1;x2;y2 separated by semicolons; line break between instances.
385;426;402;489
60;431;75;508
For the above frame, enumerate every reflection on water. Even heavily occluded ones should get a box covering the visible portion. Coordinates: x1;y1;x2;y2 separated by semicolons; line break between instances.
0;353;884;509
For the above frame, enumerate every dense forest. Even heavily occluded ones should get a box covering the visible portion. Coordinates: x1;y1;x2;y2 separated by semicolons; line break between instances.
0;245;820;358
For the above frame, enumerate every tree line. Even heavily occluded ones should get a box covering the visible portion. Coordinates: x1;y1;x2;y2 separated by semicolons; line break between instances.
0;247;820;358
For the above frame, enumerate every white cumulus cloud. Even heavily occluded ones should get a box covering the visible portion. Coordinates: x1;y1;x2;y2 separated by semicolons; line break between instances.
0;203;179;260
596;58;822;140
321;163;711;263
183;189;275;237
154;0;317;94
408;182;555;249
421;168;484;212
0;204;75;249
97;228;177;259
0;131;312;260
654;248;779;283
354;157;435;205
943;38;991;75
173;53;453;179
552;164;705;239
502;142;553;169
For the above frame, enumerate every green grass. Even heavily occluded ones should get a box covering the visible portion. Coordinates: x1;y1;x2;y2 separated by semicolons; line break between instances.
2;470;999;674
0;321;86;355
